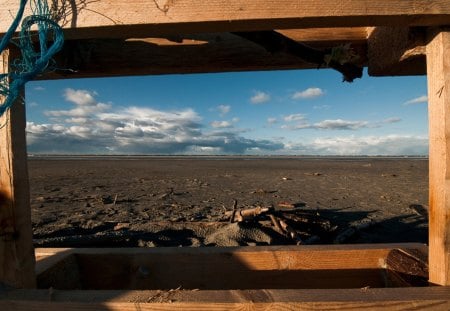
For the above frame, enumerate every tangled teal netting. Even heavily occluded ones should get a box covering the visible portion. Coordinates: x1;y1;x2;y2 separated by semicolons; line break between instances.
0;0;64;116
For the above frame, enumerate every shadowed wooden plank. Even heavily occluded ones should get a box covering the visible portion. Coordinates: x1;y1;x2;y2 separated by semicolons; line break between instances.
368;27;426;76
0;49;35;288
40;31;368;80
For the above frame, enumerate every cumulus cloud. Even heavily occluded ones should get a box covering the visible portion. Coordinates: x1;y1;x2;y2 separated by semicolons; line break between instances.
285;135;428;156
27;89;283;155
292;87;324;100
45;88;110;118
210;117;239;129
403;95;428;106
250;91;271;104
210;120;233;128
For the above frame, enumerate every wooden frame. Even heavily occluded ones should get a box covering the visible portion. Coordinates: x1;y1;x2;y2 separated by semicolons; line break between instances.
1;1;450;309
2;244;447;310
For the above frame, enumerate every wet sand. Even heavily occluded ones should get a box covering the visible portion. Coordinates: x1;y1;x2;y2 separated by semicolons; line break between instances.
29;156;429;247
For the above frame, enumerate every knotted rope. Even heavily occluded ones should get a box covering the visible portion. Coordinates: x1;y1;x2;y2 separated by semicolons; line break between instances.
0;0;64;116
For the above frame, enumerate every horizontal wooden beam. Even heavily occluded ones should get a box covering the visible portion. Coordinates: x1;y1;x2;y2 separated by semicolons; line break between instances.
0;244;438;309
367;27;426;76
33;244;428;290
1;287;450;310
37;29;368;80
3;0;450;39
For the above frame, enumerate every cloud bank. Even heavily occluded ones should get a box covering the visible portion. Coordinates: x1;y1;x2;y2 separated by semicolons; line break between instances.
27;89;283;154
26;89;428;156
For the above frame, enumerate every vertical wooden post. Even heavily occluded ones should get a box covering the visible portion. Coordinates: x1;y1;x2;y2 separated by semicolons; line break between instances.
0;49;36;288
427;28;450;286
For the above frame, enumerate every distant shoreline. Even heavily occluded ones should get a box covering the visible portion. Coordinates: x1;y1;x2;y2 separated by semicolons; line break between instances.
27;154;429;161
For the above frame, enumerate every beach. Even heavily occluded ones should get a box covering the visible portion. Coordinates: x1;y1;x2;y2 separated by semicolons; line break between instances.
29;156;429;247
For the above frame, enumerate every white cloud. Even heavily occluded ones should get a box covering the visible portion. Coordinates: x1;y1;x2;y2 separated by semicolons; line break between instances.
211;120;233;128
283;118;369;130
284;113;306;122
312;119;369;130
403;95;428;106
292;87;324;100
34;86;45;91
45;89;111;118
383;117;402;124
64;88;98;106
250;91;271;104
217;104;231;116
210;117;239;129
285;135;428;156
27;89;283;155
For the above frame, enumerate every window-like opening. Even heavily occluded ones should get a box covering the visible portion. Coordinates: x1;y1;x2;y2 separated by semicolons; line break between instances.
26;70;428;249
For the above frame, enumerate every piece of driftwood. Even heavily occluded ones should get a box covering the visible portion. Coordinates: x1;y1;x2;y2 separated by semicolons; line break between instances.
229;199;238;223
278;219;304;244
226;206;270;222
233;30;363;82
268;214;285;235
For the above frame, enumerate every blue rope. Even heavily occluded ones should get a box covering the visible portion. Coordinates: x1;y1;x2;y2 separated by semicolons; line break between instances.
0;0;64;116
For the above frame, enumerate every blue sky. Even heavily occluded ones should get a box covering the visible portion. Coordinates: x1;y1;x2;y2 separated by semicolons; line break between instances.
25;68;429;155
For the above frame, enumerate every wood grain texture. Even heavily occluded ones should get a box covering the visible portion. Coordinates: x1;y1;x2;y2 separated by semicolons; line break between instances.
38;28;368;80
1;287;450;310
427;28;450;286
0;50;35;288
2;0;450;39
367;27;426;76
33;244;427;290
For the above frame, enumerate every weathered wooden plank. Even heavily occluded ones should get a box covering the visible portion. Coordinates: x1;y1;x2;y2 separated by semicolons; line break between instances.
427;28;450;286
367;27;426;76
34;244;427;290
2;0;450;39
0;49;35;288
35;243;428;271
1;287;450;310
45;30;367;80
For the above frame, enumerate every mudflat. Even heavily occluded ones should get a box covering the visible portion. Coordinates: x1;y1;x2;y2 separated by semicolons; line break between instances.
29;156;428;247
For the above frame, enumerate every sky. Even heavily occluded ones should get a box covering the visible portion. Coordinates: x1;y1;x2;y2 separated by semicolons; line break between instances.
25;68;429;156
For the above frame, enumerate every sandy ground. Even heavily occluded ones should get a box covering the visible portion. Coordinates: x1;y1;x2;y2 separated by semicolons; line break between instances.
28;156;428;247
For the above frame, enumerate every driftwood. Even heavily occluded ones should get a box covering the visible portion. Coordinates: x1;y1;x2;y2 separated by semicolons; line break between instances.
226;206;271;222
232;30;363;82
269;214;285;235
